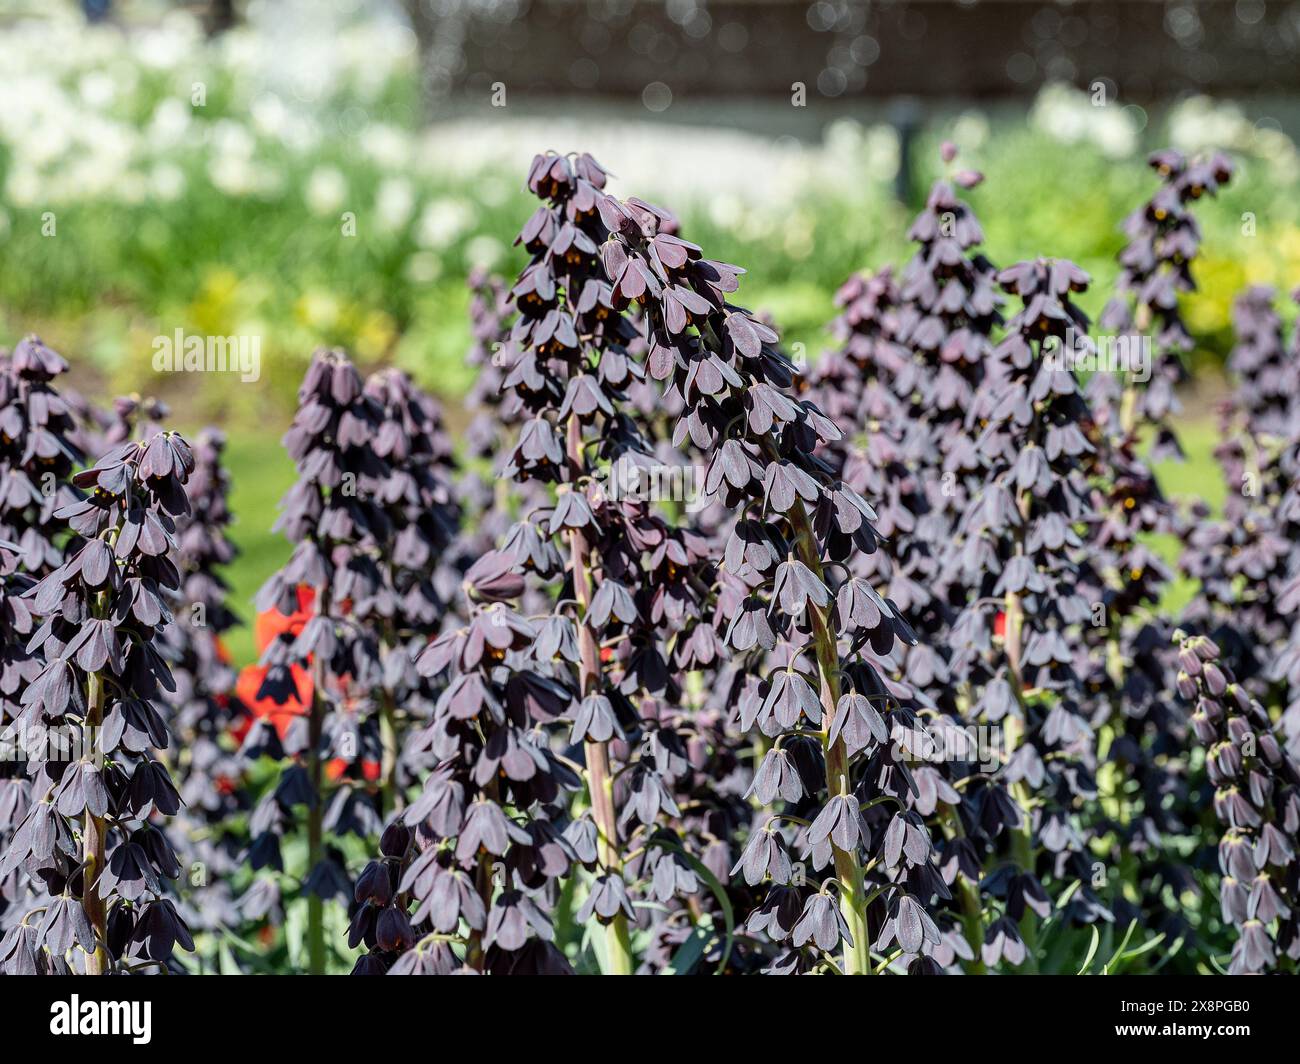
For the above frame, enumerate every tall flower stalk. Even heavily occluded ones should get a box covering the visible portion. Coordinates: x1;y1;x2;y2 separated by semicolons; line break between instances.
4;431;197;974
806;151;1008;968
492;152;641;971
350;549;578;975
1175;630;1300;973
948;259;1109;964
596;183;937;974
163;427;250;959
0;338;85;955
250;349;394;973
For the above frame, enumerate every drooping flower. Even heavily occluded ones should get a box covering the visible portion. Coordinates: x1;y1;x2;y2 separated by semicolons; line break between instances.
2;430;197;974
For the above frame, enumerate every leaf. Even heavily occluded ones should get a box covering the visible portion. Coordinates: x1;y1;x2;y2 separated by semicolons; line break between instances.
1150;934;1185;974
1113;931;1166;972
1100;919;1137;975
663;926;711;976
1076;925;1100;975
285;897;307;970
219;941;243;976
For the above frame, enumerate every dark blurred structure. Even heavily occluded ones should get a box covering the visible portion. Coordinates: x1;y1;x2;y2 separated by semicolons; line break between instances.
405;0;1300;102
206;0;238;34
76;0;239;34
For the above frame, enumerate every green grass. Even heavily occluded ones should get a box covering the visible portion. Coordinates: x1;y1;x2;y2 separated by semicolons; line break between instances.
1154;415;1226;511
221;430;296;664
1150;413;1224;616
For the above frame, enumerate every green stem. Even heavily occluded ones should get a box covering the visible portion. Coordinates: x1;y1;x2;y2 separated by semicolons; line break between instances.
1001;709;1039;972
1118;385;1138;440
788;501;871;974
82;665;109;975
378;687;400;817
1002;485;1040;972
566;413;633;975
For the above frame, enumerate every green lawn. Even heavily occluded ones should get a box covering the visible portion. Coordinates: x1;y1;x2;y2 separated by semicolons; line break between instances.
1150;413;1224;616
221;429;297;664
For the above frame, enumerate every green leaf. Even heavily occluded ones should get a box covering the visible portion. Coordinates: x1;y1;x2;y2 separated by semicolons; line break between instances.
285;898;307;970
1076;925;1100;975
1150;934;1185;974
1114;932;1166;971
1101;919;1138;975
663;926;711;975
219;941;243;976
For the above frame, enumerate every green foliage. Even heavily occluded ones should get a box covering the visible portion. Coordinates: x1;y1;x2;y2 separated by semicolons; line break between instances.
3;11;1297;414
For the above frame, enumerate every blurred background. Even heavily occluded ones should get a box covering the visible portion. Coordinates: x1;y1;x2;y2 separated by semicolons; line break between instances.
2;0;1297;656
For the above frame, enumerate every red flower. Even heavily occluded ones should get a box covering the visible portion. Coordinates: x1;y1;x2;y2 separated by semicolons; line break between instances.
254;585;315;654
326;758;382;783
233;661;312;741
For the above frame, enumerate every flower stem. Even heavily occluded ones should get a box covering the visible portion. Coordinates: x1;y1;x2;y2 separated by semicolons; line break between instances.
81;666;109;975
378;687;400;816
1000;600;1039;973
566;413;633;975
788;501;871;974
1003;478;1041;971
